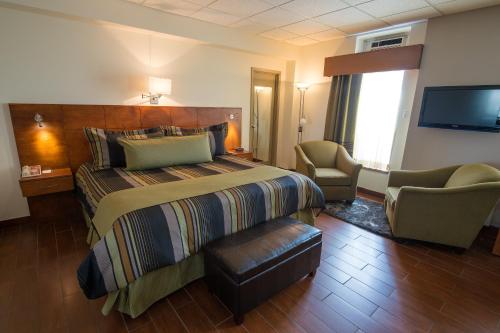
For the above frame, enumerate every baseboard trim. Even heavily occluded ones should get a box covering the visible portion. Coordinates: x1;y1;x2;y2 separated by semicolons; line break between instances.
0;215;30;228
357;187;385;199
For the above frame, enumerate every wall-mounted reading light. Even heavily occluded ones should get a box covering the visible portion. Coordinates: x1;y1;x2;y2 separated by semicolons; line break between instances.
142;77;172;104
34;113;44;127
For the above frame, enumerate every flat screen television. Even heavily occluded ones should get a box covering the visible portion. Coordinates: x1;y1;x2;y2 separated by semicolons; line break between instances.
418;85;500;133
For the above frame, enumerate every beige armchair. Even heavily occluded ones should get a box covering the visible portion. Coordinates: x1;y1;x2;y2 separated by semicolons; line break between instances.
295;141;362;202
385;164;500;249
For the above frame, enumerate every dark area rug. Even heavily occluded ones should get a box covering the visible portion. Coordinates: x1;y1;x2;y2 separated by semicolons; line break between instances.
324;197;393;238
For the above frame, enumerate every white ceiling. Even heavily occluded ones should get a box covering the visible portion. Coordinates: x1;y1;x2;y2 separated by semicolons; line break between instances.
126;0;500;45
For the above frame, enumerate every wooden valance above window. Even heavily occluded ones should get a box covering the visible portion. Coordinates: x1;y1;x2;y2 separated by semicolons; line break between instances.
324;44;424;77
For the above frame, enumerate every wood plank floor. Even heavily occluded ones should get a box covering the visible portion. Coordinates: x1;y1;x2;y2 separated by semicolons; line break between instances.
1;197;500;333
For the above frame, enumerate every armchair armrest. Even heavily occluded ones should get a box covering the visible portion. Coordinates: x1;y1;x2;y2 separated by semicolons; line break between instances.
393;182;500;247
387;165;460;188
336;146;362;180
295;145;316;179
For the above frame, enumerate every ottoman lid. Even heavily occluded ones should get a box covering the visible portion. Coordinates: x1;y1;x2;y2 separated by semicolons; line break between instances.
204;217;322;283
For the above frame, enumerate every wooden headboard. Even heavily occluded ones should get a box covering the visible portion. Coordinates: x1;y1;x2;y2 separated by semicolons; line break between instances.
9;104;242;172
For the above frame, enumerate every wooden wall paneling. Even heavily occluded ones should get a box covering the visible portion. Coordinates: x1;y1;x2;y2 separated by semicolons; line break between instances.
10;104;243;173
225;108;242;150
170;107;198;127
65;130;92;172
62;105;105;129
139;106;172;128
104;106;141;129
324;44;424;76
196;107;227;127
196;107;242;150
9;104;69;169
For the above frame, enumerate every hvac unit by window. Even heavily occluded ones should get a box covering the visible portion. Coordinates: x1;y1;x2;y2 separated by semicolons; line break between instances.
363;34;408;51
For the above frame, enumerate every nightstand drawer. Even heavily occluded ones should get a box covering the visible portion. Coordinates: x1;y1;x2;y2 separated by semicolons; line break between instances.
20;175;74;197
228;150;253;161
234;152;253;160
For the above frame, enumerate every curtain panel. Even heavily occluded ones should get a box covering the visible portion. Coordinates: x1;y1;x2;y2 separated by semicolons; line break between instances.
324;74;362;156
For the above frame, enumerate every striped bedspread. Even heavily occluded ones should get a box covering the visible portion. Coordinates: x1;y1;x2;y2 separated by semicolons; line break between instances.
76;155;259;219
76;156;325;299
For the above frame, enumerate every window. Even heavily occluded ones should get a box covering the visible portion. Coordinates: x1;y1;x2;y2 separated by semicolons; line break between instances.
353;70;405;171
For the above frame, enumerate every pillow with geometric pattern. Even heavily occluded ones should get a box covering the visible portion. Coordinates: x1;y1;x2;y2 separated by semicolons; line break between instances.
160;122;228;156
83;127;163;170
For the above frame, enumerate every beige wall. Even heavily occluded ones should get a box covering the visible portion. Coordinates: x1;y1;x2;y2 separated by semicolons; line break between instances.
0;6;294;221
292;22;427;193
403;6;500;170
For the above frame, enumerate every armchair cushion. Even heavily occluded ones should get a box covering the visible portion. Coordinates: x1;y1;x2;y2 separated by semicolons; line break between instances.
445;164;500;188
315;168;351;186
299;141;338;168
385;186;400;208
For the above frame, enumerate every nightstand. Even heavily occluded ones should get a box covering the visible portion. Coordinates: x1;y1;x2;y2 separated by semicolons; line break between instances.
228;149;253;161
19;168;78;223
19;168;74;197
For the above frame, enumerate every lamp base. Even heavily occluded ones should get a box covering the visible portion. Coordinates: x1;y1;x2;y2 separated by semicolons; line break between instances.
142;93;160;105
150;96;159;104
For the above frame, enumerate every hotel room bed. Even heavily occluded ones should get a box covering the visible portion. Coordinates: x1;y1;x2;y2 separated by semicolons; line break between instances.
75;155;325;317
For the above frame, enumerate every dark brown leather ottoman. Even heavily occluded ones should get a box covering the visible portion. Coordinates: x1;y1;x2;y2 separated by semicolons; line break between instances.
204;217;322;325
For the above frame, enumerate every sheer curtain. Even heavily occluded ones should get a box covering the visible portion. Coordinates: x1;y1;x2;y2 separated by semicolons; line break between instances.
353;70;405;171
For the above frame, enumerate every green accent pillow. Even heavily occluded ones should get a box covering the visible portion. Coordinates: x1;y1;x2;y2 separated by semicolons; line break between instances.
160;122;228;156
444;163;500;188
119;134;213;171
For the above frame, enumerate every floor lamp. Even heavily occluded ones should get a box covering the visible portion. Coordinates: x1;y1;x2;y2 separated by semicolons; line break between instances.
297;83;309;144
253;86;265;159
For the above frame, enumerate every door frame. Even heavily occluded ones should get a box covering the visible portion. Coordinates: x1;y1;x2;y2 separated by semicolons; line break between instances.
250;67;281;166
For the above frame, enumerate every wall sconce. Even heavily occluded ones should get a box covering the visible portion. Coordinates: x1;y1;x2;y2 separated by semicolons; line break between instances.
142;77;172;104
296;82;310;144
34;113;44;127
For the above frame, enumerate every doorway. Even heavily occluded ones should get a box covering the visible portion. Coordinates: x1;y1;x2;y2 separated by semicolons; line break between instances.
250;68;280;165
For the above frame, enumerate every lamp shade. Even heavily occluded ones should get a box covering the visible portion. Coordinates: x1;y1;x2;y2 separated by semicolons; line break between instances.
149;77;172;95
296;82;309;91
254;86;266;93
